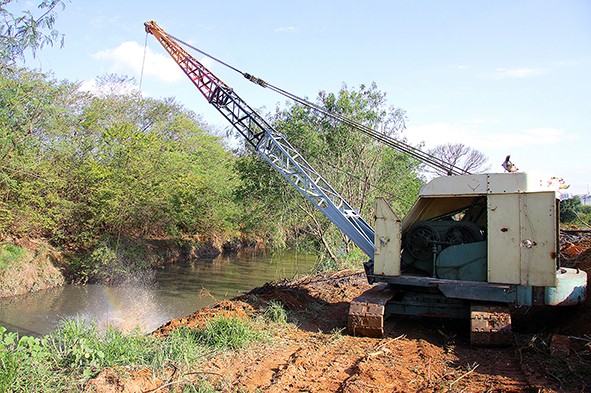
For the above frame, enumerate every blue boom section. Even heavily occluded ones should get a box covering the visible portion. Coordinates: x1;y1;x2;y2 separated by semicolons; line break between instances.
145;21;375;257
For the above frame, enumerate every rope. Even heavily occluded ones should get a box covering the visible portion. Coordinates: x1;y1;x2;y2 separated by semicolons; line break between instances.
165;34;469;176
139;31;148;94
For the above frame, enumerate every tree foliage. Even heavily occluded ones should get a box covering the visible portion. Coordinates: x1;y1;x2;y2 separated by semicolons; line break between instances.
560;196;581;224
0;69;239;250
0;0;68;64
236;83;423;262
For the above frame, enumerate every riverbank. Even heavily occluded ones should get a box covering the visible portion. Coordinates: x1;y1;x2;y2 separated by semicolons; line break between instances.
0;236;262;298
2;234;589;392
87;233;590;393
0;239;64;298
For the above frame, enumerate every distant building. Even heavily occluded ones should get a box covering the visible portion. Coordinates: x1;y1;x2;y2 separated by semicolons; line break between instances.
580;194;591;206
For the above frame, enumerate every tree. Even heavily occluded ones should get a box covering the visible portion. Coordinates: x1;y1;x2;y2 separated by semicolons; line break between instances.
426;143;490;176
0;68;240;249
0;0;68;64
560;196;580;224
236;83;423;262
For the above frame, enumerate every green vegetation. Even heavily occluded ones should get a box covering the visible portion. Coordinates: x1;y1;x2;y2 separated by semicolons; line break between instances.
0;309;276;392
1;1;426;280
1;0;69;63
263;300;288;324
0;244;27;271
0;67;243;279
560;196;591;227
189;316;265;350
0;63;424;278
236;83;423;262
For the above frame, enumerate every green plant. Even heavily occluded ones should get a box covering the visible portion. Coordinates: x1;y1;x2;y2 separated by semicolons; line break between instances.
0;326;68;392
0;244;27;271
560;196;581;223
51;318;205;375
193;316;263;350
263;300;288;324
160;328;208;368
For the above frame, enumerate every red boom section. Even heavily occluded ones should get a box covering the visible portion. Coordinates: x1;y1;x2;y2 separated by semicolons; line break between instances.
145;21;227;103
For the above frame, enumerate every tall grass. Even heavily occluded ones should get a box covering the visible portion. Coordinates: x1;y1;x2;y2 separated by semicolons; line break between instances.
192;316;264;350
0;309;281;392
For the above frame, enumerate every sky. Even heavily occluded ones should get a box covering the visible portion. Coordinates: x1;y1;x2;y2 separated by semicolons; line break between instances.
17;0;591;195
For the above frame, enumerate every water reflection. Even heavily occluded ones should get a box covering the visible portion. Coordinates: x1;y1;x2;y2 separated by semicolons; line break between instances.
0;250;316;336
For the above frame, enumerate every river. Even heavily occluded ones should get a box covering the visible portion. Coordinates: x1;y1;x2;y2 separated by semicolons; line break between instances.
0;250;317;337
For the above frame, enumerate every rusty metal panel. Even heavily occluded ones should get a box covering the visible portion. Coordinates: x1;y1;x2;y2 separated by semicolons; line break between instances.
519;192;557;287
487;194;521;284
374;198;401;276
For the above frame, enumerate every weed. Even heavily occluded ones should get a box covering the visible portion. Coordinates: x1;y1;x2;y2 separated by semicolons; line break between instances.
263;300;287;324
162;328;208;368
0;326;72;392
329;327;345;343
0;313;267;391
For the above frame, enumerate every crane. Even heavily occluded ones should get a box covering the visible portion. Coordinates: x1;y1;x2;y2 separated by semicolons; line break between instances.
145;21;587;345
144;20;374;258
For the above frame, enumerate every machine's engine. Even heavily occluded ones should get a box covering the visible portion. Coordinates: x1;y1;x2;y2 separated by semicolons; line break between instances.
402;220;486;281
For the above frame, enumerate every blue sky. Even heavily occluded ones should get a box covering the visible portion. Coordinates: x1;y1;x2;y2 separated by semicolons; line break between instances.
21;0;591;195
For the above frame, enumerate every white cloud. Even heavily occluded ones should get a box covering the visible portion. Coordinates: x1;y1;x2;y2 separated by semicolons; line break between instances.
93;41;184;83
406;122;575;151
274;26;296;32
490;67;547;79
78;78;139;96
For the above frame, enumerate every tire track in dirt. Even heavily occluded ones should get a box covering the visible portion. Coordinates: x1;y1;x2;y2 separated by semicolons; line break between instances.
447;345;532;392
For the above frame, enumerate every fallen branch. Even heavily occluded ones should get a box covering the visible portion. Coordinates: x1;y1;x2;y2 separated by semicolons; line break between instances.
447;363;479;391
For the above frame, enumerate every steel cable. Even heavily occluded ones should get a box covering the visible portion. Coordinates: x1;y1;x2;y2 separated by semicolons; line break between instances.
165;34;469;176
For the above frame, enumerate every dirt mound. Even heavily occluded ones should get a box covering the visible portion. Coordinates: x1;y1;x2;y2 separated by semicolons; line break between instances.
86;368;162;393
153;300;255;338
0;239;64;298
240;270;370;332
559;232;591;336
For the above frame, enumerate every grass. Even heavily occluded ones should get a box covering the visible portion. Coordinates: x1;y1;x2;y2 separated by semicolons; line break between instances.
313;247;367;273
263;300;288;324
192;315;264;350
0;244;27;271
0;306;287;392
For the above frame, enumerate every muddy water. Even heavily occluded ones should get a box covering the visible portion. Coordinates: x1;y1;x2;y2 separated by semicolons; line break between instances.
0;250;316;336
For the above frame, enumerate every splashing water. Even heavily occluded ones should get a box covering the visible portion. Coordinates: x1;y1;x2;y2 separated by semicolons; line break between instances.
0;250;317;336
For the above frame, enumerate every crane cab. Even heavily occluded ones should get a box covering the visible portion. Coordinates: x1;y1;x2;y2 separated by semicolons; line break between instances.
372;172;586;307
